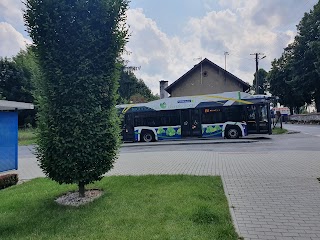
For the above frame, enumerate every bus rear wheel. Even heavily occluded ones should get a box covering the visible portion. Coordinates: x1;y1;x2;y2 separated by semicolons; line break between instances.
141;130;155;142
225;126;241;139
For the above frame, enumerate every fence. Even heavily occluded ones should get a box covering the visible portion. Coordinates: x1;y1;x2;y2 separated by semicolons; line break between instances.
289;113;320;124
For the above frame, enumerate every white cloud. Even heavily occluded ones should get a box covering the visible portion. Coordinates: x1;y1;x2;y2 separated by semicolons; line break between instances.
125;6;296;94
0;22;31;58
0;0;25;31
0;0;317;95
125;8;202;94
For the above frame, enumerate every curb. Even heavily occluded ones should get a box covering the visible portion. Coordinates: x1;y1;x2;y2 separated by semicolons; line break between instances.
286;131;300;134
122;139;258;147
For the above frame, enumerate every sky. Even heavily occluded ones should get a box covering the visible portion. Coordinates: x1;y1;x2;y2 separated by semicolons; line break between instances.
0;0;318;95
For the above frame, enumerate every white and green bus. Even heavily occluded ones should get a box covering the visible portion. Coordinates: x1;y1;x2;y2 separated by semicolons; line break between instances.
117;91;272;142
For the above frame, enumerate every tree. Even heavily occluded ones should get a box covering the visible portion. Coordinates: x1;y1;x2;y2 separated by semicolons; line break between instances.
0;57;31;102
14;48;40;127
267;49;307;114
0;48;40;126
291;1;320;111
0;55;37;126
24;0;129;197
118;64;159;103
252;68;268;94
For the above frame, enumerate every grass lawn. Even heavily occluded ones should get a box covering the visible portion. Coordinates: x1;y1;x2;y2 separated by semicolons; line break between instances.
272;127;288;134
18;128;36;146
0;175;238;240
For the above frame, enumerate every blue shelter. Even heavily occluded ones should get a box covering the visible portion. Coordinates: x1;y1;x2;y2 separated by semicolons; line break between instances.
0;100;34;173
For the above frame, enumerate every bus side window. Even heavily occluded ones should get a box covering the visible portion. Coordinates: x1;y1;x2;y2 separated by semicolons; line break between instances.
146;117;157;126
246;106;256;120
202;108;222;124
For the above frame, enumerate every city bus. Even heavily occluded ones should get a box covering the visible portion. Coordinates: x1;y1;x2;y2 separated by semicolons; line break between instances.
117;91;272;142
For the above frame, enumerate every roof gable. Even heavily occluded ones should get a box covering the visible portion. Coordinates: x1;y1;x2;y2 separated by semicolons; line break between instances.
165;58;250;94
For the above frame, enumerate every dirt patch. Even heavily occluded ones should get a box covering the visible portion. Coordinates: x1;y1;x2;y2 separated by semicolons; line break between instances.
55;189;103;207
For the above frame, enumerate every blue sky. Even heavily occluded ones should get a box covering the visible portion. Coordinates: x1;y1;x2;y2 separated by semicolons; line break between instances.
0;0;318;94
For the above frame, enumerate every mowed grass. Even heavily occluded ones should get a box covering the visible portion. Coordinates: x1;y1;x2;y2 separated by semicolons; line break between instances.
272;127;288;134
0;175;238;240
18;128;36;145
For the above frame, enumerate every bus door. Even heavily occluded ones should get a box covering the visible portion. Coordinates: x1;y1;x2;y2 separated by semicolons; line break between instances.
256;104;271;134
180;109;201;137
122;113;135;142
190;109;201;137
246;104;271;134
246;105;258;134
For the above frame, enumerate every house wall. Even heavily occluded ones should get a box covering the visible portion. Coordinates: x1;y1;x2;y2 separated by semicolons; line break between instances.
169;62;245;97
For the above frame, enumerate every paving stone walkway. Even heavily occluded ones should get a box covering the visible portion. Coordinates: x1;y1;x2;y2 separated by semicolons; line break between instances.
13;150;320;239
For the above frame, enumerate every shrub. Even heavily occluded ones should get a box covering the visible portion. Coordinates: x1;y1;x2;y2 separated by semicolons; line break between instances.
0;174;18;190
24;0;129;197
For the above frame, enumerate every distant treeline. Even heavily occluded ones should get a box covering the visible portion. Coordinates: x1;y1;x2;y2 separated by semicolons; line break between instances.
0;47;158;127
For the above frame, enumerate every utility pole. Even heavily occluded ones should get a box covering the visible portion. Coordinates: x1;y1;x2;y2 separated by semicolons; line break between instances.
250;53;266;94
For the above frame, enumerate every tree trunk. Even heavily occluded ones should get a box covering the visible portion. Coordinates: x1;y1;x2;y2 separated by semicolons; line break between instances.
290;107;294;115
315;94;320;113
78;181;85;198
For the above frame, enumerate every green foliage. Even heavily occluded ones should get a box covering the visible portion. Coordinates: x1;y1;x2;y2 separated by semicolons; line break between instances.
267;50;307;113
0;176;238;239
268;1;320;112
0;57;32;102
118;63;159;103
0;48;38;126
0;174;18;190
18;128;36;146
252;68;268;94
272;127;288;135
292;2;320;111
24;0;129;192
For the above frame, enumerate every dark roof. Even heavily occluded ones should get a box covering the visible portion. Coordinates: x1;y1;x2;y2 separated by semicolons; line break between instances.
165;58;251;94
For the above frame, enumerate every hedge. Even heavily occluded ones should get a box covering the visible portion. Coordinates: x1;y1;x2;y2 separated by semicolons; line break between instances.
0;174;18;190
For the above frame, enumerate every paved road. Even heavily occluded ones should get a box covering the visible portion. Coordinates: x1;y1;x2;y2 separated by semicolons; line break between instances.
120;132;320;153
7;132;320;239
284;123;320;137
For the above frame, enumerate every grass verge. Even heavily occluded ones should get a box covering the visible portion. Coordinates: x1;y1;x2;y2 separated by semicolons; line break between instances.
272;127;288;134
0;175;238;240
18;128;36;146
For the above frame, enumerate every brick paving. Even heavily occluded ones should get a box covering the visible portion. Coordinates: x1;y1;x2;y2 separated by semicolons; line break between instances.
11;149;320;239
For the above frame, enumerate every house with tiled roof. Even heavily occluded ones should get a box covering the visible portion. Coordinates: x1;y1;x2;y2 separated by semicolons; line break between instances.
165;58;250;97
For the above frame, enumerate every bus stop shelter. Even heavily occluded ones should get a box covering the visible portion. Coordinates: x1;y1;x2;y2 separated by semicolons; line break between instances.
0;100;34;173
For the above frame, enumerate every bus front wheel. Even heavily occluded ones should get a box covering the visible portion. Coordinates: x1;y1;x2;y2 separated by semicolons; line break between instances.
225;126;241;139
141;130;155;142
